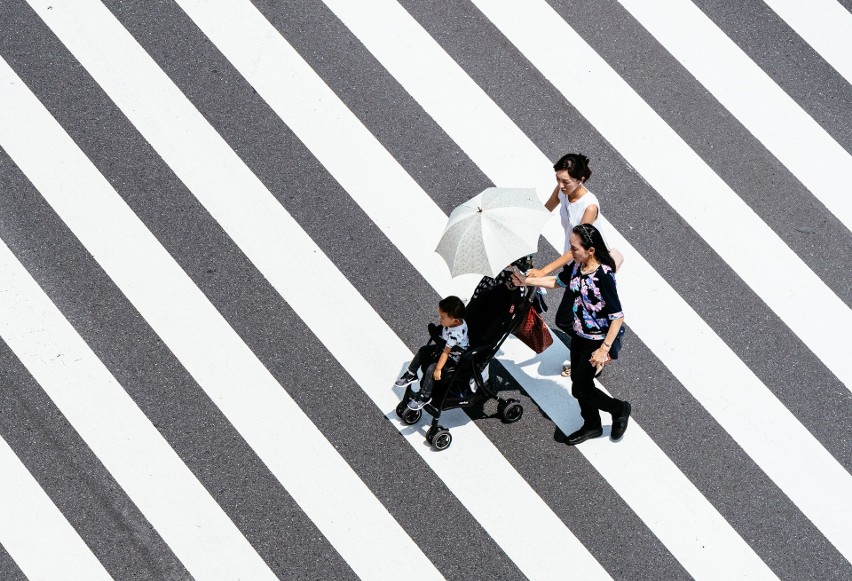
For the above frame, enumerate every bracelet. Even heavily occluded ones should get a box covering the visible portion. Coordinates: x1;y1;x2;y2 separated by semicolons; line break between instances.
602;341;612;349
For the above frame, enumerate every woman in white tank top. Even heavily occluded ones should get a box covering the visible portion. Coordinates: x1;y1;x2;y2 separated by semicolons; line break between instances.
527;153;600;278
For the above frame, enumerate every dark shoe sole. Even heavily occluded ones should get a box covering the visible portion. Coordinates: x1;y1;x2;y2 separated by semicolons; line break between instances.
566;428;603;446
611;401;631;440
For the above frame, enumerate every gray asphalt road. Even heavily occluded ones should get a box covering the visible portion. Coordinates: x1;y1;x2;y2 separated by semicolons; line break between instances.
1;0;850;579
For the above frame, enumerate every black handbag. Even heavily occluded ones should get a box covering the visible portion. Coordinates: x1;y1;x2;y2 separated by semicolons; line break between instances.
608;326;626;360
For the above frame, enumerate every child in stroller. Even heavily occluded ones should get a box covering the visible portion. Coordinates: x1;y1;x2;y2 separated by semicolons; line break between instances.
394;296;469;410
394;257;537;450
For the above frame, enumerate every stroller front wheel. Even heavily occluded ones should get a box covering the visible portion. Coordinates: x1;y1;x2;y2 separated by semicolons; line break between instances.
426;426;453;451
401;408;422;425
395;401;407;418
430;427;452;450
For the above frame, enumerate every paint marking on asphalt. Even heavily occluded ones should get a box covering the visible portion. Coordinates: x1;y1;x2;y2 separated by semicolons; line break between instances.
308;0;851;567
617;0;852;232
0;229;274;580
0;432;111;581
762;0;852;88
471;0;852;395
0;26;438;579
240;0;781;575
18;0;603;576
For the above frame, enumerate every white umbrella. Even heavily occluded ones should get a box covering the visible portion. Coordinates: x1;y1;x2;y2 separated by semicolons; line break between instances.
435;187;550;278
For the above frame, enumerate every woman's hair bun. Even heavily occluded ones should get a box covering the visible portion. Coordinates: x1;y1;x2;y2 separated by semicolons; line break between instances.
553;153;592;182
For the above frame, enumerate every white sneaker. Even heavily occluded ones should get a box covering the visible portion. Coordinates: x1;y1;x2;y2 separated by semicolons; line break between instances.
407;397;430;411
561;360;571;377
394;370;418;387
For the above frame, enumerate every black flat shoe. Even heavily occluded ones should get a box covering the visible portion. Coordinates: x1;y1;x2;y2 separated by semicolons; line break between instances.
566;426;603;446
611;401;631;440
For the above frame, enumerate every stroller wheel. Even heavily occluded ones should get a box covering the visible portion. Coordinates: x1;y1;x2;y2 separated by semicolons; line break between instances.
431;428;452;451
395;401;407;418
425;425;441;444
401;408;422;425
499;399;524;423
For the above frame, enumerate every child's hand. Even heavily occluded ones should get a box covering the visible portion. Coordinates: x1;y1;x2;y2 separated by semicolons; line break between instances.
433;368;442;381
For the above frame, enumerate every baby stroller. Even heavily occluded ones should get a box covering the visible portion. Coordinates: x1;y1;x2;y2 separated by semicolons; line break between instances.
395;272;539;451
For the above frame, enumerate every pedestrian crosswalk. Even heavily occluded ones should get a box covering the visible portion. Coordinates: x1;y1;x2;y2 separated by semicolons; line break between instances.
0;44;439;579
0;0;849;578
0;234;278;579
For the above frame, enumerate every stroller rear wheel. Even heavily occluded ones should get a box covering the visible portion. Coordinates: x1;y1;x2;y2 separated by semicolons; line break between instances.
499;399;524;423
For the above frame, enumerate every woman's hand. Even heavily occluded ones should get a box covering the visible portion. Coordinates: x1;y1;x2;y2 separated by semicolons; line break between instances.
510;273;526;287
589;347;610;367
525;268;546;278
432;367;442;381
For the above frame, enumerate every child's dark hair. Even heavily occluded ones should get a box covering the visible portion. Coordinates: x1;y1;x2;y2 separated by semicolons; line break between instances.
438;296;466;320
553;153;592;183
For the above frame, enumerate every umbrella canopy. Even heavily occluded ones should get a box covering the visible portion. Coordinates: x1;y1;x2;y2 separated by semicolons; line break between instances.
435;187;550;278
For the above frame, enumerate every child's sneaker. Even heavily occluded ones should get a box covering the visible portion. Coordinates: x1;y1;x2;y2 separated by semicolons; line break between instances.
394;370;418;387
407;397;431;411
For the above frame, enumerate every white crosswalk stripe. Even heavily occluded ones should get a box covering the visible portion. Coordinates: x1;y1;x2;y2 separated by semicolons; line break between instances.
761;0;852;87
0;0;850;578
0;433;111;580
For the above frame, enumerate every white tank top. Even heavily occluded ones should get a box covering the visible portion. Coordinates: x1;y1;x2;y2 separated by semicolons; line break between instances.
558;189;601;252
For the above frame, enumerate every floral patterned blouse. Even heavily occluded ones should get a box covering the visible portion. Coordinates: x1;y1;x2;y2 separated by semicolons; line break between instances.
554;262;624;340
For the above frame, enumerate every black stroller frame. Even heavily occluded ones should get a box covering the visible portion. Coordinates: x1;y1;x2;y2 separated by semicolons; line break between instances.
395;284;537;451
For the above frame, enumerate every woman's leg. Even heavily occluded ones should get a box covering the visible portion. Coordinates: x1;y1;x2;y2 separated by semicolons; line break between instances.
570;337;621;428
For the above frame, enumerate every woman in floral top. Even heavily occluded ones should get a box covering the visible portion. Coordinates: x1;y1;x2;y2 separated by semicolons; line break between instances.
513;224;631;445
